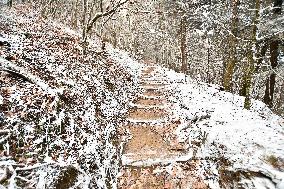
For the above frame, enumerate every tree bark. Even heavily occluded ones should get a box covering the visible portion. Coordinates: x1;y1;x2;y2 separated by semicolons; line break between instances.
263;40;279;108
263;0;282;108
223;0;239;92
180;16;187;74
240;0;260;109
7;0;12;7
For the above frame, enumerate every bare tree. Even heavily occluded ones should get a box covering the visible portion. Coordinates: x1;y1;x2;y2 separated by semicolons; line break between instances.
223;0;239;92
240;0;260;109
7;0;12;7
82;0;129;52
180;15;187;74
263;0;283;108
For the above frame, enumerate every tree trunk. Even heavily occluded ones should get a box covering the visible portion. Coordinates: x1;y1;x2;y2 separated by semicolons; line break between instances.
263;40;279;108
263;0;282;108
180;16;187;74
7;0;13;7
223;0;239;92
71;0;79;29
273;0;283;13
255;41;269;72
82;0;88;54
240;0;260;109
207;37;211;83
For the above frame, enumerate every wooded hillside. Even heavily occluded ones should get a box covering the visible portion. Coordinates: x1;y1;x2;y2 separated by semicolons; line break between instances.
0;1;283;189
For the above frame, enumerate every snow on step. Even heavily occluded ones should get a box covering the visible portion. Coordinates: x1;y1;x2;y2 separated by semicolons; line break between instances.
126;118;167;124
140;76;168;81
140;85;168;90
140;78;161;83
140;78;168;82
137;93;167;100
134;97;166;106
121;122;191;166
129;102;168;109
122;152;194;167
140;88;166;96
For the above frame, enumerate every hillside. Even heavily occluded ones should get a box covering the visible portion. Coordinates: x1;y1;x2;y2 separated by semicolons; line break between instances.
1;4;284;189
0;5;141;188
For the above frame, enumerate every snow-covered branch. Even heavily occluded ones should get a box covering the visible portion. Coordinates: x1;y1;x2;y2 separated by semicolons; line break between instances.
86;0;129;34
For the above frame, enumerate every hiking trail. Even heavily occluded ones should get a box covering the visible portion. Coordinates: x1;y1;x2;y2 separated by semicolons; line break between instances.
118;64;207;189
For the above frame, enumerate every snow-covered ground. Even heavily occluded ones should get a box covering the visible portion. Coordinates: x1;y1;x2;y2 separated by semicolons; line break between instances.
157;67;284;189
0;5;142;189
117;62;284;188
1;4;284;189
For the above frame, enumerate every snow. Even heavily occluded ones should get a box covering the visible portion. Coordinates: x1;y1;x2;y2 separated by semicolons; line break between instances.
123;153;194;167
1;4;284;189
155;67;284;188
120;61;284;188
0;6;142;188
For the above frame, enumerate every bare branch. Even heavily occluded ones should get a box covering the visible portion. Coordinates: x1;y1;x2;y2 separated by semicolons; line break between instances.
86;0;129;34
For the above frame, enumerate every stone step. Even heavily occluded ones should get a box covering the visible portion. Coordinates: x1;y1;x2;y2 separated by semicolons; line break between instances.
133;97;166;106
141;83;168;87
122;125;190;166
141;89;165;97
119;159;208;189
137;94;166;100
140;81;168;86
141;75;166;79
128;107;166;120
118;65;208;189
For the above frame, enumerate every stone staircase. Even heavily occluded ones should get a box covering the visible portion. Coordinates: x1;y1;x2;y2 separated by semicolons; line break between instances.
118;65;208;189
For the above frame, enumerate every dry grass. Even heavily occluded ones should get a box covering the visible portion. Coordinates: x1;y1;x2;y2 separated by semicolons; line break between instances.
266;155;284;170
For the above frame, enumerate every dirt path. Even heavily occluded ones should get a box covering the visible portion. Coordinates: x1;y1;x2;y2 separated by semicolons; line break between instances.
118;65;208;189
